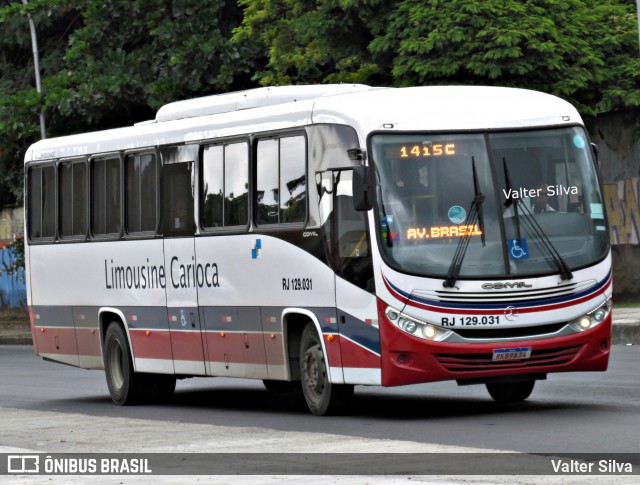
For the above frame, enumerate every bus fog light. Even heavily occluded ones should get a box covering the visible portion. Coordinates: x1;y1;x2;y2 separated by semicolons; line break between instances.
423;325;437;340
579;317;591;329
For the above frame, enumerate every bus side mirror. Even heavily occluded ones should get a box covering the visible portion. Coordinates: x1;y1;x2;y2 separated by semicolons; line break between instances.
353;166;373;211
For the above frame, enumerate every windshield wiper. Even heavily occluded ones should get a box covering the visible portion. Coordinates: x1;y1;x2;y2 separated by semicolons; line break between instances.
502;158;573;281
443;157;485;288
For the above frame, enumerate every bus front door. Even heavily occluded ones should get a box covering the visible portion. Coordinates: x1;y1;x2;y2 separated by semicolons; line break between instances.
162;160;207;376
319;170;378;384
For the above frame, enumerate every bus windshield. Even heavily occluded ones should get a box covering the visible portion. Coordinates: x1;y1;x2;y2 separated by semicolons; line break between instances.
370;127;609;279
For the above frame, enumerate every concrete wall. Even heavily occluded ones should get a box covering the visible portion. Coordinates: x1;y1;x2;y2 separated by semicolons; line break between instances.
0;205;24;242
592;110;640;298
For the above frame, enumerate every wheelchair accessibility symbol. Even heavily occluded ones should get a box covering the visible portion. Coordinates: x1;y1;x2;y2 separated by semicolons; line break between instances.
180;309;188;327
508;238;529;260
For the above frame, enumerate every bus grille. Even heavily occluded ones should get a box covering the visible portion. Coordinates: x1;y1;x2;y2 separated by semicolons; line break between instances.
435;345;581;373
415;280;597;305
453;322;567;340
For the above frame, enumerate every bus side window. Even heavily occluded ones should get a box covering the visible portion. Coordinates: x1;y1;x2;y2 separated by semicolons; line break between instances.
91;156;121;237
125;152;158;235
163;162;195;237
280;136;306;223
224;142;249;227
201;141;249;230
256;139;280;225
27;164;56;240
59;159;89;239
256;135;306;226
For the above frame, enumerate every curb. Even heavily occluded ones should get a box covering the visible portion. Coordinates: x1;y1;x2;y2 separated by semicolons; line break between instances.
0;333;32;346
612;323;640;345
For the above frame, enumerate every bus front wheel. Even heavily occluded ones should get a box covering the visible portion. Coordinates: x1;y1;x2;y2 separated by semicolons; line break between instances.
103;322;175;405
486;380;535;403
299;322;353;415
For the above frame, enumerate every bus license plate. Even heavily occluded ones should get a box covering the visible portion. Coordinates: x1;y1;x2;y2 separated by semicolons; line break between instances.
492;347;532;361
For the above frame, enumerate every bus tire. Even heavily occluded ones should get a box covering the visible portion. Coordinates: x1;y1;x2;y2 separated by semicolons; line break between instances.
103;322;176;405
299;322;353;416
104;322;139;405
486;380;535;403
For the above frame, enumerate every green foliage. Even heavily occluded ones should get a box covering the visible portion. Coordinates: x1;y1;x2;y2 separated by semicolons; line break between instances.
238;0;640;116
234;0;391;85
52;0;252;116
0;0;255;205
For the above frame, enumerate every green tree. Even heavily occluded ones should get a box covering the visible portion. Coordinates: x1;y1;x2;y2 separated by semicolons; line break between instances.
0;0;73;204
0;0;256;204
369;0;640;115
234;0;391;85
236;0;640;115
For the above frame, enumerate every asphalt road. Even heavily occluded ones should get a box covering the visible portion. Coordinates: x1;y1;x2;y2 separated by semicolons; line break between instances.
1;344;638;457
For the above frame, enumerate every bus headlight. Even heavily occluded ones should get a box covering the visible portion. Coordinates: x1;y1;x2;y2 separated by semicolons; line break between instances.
569;297;612;332
385;306;451;342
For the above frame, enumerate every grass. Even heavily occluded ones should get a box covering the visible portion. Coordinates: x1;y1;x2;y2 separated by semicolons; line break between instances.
0;309;29;325
613;300;640;308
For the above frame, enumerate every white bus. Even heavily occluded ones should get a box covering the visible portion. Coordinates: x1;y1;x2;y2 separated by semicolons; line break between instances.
24;84;612;415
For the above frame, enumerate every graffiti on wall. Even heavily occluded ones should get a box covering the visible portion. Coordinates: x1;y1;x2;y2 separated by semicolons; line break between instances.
603;177;640;245
0;246;26;310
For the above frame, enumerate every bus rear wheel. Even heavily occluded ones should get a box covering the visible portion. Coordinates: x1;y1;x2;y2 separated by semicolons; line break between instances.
486;380;535;403
299;323;353;415
103;322;175;405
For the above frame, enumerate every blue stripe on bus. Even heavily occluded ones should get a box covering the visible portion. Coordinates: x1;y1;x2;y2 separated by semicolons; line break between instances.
337;309;381;355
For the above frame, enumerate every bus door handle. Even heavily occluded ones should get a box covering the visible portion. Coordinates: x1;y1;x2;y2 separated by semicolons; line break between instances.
190;312;195;328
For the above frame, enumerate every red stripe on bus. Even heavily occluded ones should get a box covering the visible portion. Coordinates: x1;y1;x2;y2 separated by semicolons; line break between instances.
33;327;78;356
75;327;102;357
129;329;173;360
323;334;343;369
169;331;206;362
263;333;285;366
205;332;245;363
338;336;381;369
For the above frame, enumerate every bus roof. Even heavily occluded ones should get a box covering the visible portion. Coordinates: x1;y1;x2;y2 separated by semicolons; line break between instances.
312;85;582;135
154;84;372;122
25;85;582;162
